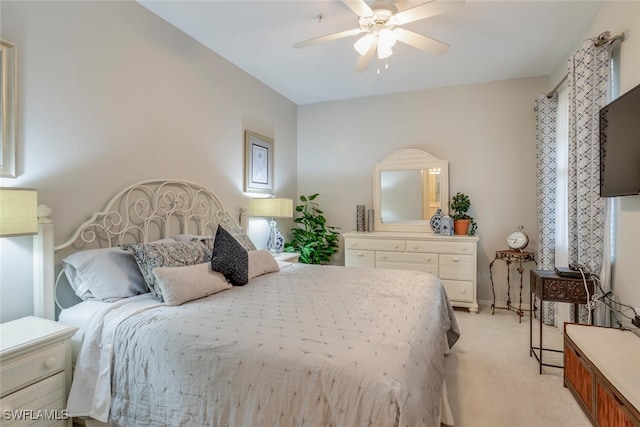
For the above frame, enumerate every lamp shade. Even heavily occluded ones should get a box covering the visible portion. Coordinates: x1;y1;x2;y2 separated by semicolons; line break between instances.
354;34;373;56
249;198;293;218
0;188;38;237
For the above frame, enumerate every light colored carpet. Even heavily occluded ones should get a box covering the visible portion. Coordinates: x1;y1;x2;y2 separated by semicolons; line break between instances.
444;305;591;426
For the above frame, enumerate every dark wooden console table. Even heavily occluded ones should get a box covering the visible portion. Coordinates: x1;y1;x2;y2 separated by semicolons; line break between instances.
489;250;536;322
530;270;595;374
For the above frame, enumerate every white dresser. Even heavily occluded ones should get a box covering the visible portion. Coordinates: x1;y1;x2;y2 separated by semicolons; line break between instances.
0;316;78;427
343;231;479;313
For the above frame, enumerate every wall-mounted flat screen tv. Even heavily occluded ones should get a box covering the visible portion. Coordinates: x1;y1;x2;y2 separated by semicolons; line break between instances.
599;83;640;197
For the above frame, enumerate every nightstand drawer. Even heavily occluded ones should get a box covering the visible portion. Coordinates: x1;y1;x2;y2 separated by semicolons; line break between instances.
1;342;65;397
0;372;65;426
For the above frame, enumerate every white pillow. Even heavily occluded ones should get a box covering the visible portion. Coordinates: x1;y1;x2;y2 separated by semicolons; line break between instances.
62;238;175;301
153;262;232;306
248;250;280;280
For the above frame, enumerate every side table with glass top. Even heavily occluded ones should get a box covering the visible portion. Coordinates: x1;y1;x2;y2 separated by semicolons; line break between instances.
489;250;537;322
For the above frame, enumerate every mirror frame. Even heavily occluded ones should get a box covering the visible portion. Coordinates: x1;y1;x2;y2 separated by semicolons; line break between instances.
0;39;17;178
373;148;449;233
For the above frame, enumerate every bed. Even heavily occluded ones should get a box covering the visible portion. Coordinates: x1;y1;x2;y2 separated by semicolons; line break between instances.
46;179;459;426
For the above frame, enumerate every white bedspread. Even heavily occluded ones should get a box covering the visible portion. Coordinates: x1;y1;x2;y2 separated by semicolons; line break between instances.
67;264;459;426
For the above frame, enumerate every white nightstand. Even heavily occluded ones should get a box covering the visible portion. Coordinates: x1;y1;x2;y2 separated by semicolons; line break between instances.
274;252;300;263
0;316;78;427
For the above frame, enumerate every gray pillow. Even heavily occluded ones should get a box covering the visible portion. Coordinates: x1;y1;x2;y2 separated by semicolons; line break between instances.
174;229;257;252
122;240;210;301
62;247;148;301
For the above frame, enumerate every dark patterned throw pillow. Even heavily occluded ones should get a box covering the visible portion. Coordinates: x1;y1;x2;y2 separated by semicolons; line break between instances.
210;226;249;286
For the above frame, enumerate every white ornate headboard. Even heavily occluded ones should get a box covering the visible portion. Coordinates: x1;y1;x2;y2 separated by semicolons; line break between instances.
34;179;247;319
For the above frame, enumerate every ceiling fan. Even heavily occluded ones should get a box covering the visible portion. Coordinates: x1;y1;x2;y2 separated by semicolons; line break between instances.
293;0;464;73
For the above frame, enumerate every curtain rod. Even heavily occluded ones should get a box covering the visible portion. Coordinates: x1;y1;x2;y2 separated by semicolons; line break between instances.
546;31;626;98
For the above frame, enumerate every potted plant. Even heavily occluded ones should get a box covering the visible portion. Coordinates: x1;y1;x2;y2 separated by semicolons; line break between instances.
449;192;477;236
284;194;340;264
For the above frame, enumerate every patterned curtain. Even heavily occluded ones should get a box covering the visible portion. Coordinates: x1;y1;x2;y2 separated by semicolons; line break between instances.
534;94;558;324
535;34;617;325
567;37;613;323
567;38;611;273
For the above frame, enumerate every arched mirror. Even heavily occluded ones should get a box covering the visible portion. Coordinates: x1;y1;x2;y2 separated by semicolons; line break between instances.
373;148;449;233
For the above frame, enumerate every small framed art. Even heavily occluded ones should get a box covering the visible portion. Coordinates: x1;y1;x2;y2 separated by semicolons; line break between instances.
244;131;274;194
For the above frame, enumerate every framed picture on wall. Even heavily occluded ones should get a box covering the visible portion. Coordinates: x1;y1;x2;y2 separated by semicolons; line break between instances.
0;39;17;178
244;131;274;194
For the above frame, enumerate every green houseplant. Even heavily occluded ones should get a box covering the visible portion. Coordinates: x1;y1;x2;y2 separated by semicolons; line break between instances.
449;192;477;236
284;194;340;264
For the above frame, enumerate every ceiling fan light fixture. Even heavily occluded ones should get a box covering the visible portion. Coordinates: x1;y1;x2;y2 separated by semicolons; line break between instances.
377;28;396;59
354;34;373;56
377;44;393;59
378;28;397;48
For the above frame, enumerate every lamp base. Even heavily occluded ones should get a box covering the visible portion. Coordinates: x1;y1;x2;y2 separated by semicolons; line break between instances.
267;219;285;254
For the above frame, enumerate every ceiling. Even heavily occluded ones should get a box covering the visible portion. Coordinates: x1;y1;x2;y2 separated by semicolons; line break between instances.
138;0;604;105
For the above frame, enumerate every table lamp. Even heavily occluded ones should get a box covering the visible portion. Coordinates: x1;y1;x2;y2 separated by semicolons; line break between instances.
0;188;38;237
249;197;293;254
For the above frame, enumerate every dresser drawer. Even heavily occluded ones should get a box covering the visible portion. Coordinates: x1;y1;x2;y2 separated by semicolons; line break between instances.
1;342;65;397
345;250;375;267
441;280;474;302
438;254;475;281
345;238;405;252
377;251;437;264
376;252;438;274
408;240;475;255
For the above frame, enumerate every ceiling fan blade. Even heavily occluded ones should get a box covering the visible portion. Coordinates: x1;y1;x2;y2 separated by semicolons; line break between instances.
293;28;363;49
355;38;378;73
342;0;373;17
394;0;464;25
395;28;449;55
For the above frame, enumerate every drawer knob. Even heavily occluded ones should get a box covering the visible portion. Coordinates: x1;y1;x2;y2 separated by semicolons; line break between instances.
394;244;399;249
461;289;466;294
357;252;364;257
453;257;460;262
44;357;57;369
413;245;418;250
352;243;358;247
461;247;468;252
381;255;387;260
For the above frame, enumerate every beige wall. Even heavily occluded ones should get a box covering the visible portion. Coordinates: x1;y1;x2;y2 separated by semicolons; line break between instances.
298;76;549;305
0;1;298;321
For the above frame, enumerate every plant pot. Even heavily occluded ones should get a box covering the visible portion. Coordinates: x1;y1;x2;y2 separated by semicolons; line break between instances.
454;219;471;235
